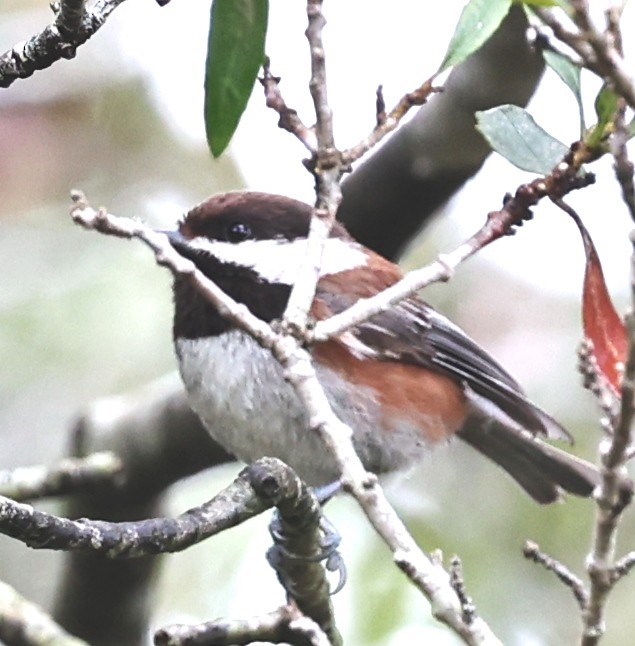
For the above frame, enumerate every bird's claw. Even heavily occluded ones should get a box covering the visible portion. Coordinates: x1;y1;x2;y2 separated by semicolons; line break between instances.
267;508;347;595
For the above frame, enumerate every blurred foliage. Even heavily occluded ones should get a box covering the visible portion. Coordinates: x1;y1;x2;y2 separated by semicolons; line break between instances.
0;3;244;612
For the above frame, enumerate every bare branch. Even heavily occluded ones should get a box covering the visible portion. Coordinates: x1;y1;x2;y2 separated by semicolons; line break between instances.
523;540;589;611
306;0;334;153
533;4;635;108
0;452;123;502
312;155;595;343
610;103;635;222
282;0;343;331
0;456;339;583
70;190;278;350
0;0;130;88
577;339;620;430
251;462;341;645
0;455;338;642
581;247;635;645
342;76;441;166
259;58;318;155
0;460;278;557
55;0;87;39
155;605;331;646
449;556;478;627
612;551;635;583
0;580;88;646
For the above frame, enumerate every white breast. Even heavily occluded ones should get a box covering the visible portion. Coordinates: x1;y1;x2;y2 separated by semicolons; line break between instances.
175;330;431;485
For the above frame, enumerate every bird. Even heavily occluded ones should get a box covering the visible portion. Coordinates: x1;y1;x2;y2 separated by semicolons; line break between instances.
166;190;599;504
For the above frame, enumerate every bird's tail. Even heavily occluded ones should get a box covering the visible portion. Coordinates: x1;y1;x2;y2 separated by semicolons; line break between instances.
459;394;599;504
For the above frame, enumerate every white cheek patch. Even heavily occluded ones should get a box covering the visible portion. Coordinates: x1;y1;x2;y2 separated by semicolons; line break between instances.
187;236;368;284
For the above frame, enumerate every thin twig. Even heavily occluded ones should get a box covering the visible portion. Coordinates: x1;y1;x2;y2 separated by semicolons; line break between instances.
610;102;635;222
282;0;343;331
342;76;441;166
70;190;278;350
612;551;635;583
450;556;477;626
259;58;318;154
306;0;334;152
523;541;589;611
533;5;635;108
312;155;595;343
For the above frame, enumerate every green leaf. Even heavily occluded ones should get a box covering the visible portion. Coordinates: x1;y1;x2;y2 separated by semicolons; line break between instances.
515;0;559;7
595;85;619;126
439;0;512;72
542;50;581;99
475;104;568;173
205;0;269;158
586;84;618;147
542;49;584;132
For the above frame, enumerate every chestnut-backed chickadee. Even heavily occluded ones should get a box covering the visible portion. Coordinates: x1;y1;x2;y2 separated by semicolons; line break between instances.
167;191;598;503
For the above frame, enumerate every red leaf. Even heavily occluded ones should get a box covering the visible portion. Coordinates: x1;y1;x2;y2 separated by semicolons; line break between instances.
571;213;627;394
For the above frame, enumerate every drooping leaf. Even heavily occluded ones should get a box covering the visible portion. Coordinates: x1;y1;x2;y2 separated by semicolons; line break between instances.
475;104;568;173
542;49;584;133
439;0;512;72
586;84;619;148
204;0;269;157
570;212;627;394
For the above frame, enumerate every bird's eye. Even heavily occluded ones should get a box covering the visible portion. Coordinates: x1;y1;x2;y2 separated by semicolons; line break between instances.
226;222;252;243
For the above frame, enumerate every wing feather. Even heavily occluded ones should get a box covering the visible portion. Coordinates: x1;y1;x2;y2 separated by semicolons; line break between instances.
315;289;570;441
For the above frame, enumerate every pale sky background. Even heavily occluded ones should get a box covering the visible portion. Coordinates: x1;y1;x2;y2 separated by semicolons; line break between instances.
112;0;635;301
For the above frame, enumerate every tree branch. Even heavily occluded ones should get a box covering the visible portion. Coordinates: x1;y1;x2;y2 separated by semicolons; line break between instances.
69;187;501;643
533;4;635;108
281;0;343;331
341;76;441;166
155;605;331;646
53;373;233;645
0;580;87;646
312;151;595;343
523;540;589;611
259;58;318;155
0;0;133;88
55;0;87;39
1;456;339;643
0;452;123;503
0;463;270;557
338;7;544;260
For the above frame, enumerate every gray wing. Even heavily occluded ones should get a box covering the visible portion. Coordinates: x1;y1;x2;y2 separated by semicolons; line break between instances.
343;295;571;442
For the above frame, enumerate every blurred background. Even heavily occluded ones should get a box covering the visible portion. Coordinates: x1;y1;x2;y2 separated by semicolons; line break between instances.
1;1;634;645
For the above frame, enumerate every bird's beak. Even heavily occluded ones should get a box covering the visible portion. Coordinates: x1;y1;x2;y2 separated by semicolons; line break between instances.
157;229;188;250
